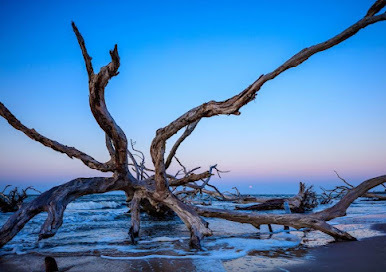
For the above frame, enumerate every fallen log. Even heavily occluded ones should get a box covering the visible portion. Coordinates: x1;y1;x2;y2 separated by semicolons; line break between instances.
235;182;317;213
197;175;386;242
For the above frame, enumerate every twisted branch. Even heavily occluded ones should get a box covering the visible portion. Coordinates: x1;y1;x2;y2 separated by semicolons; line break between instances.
72;22;129;176
151;4;386;194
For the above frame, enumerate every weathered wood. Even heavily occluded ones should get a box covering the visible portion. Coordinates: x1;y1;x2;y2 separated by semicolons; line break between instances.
363;192;386;200
161;194;212;249
0;102;113;172
235;182;317;213
72;22;129;177
129;191;141;245
366;0;386;16
150;8;386;196
0;177;128;247
320;171;386;203
196;175;386;241
314;175;386;221
165;121;199;169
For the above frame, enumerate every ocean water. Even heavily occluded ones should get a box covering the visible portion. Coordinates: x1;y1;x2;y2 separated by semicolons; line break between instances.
0;194;385;262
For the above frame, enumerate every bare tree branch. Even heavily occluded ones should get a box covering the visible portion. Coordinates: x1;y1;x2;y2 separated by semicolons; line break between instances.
0;177;129;247
0;102;113;172
169;171;212;187
366;0;386;17
151;8;386;194
315;175;386;220
198;175;386;241
165;120;199;169
72;22;129;176
334;170;354;188
130;140;146;179
320;171;386;203
71;22;94;78
1;185;11;194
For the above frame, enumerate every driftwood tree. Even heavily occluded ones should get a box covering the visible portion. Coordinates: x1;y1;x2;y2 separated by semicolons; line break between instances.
320;171;386;204
0;185;40;212
235;182;318;213
1;0;386;249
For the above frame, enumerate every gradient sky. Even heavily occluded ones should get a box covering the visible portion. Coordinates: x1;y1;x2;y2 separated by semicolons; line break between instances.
0;0;385;193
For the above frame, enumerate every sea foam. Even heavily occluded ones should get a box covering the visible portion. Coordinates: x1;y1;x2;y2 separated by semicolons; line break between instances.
67;201;121;210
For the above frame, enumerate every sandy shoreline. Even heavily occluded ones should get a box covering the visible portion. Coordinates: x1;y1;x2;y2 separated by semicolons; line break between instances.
1;223;385;272
275;223;386;272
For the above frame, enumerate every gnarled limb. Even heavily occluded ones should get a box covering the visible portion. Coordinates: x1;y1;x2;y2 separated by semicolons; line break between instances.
197;206;356;241
169;164;217;187
320;171;386;203
0;102;113;172
197;175;386;241
150;2;386;196
315;175;386;221
161;193;212;249
170;171;212;187
72;22;129;176
0;177;128;248
335;171;386;200
165;120;199;169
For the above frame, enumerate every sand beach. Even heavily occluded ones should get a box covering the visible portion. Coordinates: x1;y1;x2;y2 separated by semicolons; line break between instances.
0;223;385;272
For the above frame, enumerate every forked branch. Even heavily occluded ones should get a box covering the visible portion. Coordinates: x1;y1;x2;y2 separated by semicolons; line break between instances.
320;171;386;203
151;3;386;194
0;177;127;247
165;120;200;169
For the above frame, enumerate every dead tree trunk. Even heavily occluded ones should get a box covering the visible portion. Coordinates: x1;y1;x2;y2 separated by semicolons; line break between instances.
0;0;385;250
235;182;317;213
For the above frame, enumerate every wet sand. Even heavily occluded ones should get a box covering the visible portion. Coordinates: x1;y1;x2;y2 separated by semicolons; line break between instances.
0;254;199;272
274;223;386;272
1;223;385;272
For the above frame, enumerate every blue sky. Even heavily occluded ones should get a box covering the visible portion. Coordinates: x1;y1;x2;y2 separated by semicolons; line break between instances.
0;0;385;193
